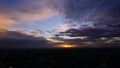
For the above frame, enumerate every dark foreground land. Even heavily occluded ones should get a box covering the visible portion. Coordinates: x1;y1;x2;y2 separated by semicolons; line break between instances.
0;48;120;68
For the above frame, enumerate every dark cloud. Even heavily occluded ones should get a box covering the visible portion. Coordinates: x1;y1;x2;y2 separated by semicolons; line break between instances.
58;27;120;37
0;31;49;48
56;0;120;37
54;34;120;47
63;0;120;21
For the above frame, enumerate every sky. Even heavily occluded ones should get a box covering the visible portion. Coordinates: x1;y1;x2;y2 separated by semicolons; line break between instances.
0;0;120;48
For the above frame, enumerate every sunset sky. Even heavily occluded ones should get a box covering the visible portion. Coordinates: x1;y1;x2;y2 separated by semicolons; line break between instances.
0;0;120;48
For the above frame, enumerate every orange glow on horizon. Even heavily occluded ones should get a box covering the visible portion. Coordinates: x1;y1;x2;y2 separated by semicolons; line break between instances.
55;44;77;48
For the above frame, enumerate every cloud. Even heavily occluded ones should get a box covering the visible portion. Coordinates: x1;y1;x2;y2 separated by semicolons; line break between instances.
19;29;44;37
57;27;120;37
0;5;15;30
56;23;78;32
0;31;49;48
0;0;61;30
62;0;120;21
55;0;120;37
0;15;15;29
53;34;120;48
0;0;120;48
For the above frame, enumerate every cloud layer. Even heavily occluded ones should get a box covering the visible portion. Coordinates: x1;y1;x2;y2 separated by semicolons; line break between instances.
0;31;49;48
0;0;120;48
0;0;61;30
56;0;120;37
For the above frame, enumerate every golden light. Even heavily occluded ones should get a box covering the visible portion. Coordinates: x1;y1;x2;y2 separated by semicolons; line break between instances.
46;38;64;43
55;44;77;48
